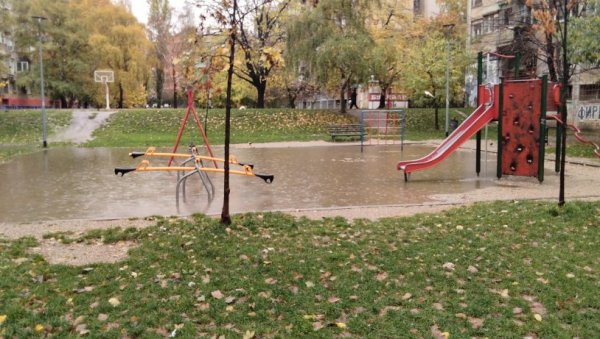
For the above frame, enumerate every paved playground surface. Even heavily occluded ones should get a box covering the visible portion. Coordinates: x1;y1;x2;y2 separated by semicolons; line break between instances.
1;140;598;265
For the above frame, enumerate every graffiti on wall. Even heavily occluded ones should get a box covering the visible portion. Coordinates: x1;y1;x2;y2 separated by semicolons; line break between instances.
576;103;600;120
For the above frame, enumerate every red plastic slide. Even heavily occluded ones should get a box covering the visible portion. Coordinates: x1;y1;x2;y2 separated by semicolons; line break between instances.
397;103;495;178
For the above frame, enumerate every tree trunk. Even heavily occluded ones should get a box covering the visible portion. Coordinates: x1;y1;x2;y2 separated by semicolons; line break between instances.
545;33;558;82
433;89;439;130
558;0;569;206
256;80;266;108
287;90;296;108
221;0;237;225
173;65;178;109
118;82;124;109
156;67;164;107
378;86;387;109
340;85;347;113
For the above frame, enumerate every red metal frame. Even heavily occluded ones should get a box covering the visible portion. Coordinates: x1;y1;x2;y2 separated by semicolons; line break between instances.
168;87;218;168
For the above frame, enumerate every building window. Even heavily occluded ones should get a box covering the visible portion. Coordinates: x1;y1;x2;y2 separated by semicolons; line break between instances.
504;8;512;25
17;61;28;72
473;0;482;8
17;61;29;72
472;21;483;37
580;84;600;101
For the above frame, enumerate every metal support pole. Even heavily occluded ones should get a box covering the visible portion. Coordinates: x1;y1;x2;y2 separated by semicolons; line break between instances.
104;81;110;109
443;24;454;138
538;76;547;183
33;16;47;148
476;51;483;176
444;39;451;137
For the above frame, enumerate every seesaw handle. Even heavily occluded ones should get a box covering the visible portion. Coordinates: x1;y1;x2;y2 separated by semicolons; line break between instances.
129;152;146;159
255;173;274;184
114;168;136;176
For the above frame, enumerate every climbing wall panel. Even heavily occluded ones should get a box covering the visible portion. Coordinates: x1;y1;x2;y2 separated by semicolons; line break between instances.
501;80;542;177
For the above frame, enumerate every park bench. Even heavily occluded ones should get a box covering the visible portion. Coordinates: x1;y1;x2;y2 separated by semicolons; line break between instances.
327;124;363;141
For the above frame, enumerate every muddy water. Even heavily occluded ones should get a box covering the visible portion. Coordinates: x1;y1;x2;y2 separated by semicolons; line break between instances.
0;144;496;223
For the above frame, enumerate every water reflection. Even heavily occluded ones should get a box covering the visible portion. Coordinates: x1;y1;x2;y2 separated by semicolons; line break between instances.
0;144;496;223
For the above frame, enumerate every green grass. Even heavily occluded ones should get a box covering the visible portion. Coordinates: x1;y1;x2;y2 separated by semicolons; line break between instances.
1;200;599;337
85;109;357;147
0;110;72;162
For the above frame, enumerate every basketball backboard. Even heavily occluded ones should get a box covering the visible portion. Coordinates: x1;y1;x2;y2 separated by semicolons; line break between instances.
94;70;114;83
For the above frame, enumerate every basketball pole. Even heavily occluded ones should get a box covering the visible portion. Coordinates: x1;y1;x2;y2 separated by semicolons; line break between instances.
104;79;110;109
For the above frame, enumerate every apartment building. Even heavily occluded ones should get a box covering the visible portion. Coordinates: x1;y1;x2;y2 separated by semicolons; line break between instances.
466;0;600;126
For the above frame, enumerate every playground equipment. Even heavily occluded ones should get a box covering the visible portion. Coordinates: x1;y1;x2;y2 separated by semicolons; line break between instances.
115;145;274;209
170;86;218;167
360;110;406;152
398;52;552;181
114;87;274;209
398;51;599;181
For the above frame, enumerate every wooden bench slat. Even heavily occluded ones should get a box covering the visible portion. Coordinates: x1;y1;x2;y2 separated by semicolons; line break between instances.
327;124;363;141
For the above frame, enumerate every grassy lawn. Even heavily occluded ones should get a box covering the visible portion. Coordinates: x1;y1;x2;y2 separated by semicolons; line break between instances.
1;200;599;337
0;110;71;162
85;109;358;147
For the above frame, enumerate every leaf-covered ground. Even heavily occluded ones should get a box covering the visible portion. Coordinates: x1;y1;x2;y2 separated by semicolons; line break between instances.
1;200;599;337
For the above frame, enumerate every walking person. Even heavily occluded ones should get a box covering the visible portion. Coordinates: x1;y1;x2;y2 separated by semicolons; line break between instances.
349;87;359;109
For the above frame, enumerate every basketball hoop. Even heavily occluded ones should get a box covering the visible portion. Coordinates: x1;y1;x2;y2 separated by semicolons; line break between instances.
94;70;114;109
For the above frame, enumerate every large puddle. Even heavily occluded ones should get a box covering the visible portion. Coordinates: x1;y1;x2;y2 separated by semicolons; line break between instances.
0;144;497;223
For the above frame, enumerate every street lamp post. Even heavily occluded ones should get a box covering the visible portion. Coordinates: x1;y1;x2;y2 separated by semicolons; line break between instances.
443;23;454;137
32;16;47;148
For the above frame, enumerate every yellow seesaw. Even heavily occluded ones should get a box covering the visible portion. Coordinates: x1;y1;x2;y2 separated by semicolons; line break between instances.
128;147;255;169
114;160;274;183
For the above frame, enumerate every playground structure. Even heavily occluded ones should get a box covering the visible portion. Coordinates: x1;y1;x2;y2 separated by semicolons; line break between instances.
397;51;599;181
114;87;273;209
359;110;406;152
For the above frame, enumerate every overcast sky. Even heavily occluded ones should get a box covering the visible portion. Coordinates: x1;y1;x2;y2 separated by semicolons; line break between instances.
130;0;196;25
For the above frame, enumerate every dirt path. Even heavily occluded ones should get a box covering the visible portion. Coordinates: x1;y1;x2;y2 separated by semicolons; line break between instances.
50;109;115;144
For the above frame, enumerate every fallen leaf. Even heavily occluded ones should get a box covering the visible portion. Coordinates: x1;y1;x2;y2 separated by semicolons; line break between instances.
98;314;108;321
75;323;89;335
225;305;234;312
265;277;277;285
313;321;324;331
375;272;388;281
305;281;315;288
513;307;523;315
442;262;455;271
328;296;341;304
197;303;210;311
108;297;120;307
566;273;575;278
34;324;44;334
211;290;224;299
431;324;449;339
432;303;444;311
336;322;347;329
467;265;479;273
455;313;467;319
0;315;6;325
242;330;255;339
379;306;401;316
402;293;412;300
468;317;484;329
225;296;236;304
534;313;542;322
500;289;510;298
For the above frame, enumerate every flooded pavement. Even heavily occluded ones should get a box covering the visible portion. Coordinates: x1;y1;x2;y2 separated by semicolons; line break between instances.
0;144;497;223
